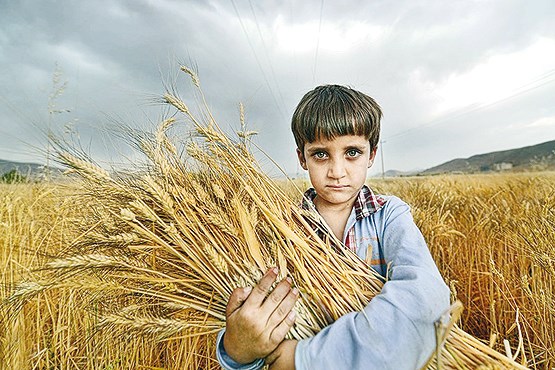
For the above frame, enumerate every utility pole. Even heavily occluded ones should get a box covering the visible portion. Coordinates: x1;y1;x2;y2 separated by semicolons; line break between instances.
379;140;386;179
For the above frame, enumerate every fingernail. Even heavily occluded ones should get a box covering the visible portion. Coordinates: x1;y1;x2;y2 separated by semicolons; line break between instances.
288;310;296;321
271;267;279;275
286;276;293;284
292;287;299;296
244;286;252;294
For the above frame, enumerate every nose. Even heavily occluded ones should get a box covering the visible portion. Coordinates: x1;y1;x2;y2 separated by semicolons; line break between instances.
328;158;346;179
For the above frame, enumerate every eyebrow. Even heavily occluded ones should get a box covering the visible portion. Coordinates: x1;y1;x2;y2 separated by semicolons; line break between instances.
344;144;367;151
306;146;327;155
306;144;367;155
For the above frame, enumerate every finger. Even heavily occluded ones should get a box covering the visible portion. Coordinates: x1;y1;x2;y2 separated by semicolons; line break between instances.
245;267;279;307
226;286;252;317
266;349;279;368
267;286;299;329
260;277;293;317
270;309;297;344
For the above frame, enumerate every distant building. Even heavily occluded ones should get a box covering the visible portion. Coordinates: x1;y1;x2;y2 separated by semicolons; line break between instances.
493;162;513;171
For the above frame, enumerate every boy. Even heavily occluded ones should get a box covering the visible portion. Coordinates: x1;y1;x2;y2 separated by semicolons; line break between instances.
216;85;450;369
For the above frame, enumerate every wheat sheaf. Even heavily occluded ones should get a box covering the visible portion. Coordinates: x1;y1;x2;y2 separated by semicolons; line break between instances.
11;67;528;369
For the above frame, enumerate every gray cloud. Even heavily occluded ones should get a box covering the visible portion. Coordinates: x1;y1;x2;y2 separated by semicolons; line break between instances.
1;0;554;176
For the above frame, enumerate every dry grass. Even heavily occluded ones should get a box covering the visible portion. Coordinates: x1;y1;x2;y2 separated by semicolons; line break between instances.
2;175;553;369
1;69;552;369
368;173;555;368
0;183;219;370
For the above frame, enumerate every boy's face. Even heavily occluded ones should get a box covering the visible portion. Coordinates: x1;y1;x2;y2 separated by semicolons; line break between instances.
297;134;376;210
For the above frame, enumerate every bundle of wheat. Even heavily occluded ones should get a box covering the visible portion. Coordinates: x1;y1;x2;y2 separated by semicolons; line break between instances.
8;67;528;369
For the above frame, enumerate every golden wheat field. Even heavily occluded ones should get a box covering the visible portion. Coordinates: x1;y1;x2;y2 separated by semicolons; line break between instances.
1;171;553;369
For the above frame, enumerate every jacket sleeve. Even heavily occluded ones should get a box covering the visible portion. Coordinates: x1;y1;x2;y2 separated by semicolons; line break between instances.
295;196;450;370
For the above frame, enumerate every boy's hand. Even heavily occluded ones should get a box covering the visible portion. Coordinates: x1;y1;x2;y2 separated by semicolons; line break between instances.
223;267;299;364
267;339;298;370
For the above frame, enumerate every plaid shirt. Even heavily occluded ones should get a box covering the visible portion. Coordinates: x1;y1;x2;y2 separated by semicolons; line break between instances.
301;185;388;272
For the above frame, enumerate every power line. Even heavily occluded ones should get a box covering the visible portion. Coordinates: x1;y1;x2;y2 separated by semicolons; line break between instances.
230;0;286;120
312;0;325;83
247;0;288;112
384;69;555;142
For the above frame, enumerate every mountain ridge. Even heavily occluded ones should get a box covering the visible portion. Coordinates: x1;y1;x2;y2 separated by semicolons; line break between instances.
422;139;555;174
0;159;47;175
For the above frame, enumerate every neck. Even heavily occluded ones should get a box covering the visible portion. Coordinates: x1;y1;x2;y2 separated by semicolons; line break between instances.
314;196;355;214
314;196;355;240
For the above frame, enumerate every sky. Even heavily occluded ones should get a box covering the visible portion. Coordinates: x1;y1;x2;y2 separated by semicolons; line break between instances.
1;0;554;177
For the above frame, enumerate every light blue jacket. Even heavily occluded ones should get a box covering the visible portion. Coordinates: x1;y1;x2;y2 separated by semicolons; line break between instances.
217;192;450;370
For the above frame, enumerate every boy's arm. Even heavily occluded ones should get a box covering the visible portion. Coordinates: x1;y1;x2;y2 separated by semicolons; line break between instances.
216;268;298;369
294;197;450;370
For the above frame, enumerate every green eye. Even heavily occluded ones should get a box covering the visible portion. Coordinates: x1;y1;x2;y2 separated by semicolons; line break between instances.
315;152;326;159
347;149;360;157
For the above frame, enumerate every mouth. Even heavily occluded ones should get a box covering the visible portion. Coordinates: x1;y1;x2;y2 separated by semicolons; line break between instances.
327;185;349;190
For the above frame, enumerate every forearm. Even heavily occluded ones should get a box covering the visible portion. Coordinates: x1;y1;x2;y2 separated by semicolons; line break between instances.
294;268;449;369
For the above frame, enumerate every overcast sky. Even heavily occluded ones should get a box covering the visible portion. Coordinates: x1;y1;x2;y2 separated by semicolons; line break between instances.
1;0;554;177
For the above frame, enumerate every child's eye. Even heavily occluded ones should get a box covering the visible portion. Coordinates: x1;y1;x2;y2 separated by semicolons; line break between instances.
346;149;361;157
313;152;327;159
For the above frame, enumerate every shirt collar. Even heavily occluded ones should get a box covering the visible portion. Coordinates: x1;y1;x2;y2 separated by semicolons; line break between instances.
301;185;387;220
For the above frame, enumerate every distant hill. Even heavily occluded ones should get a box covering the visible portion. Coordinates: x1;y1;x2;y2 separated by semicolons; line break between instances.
0;159;45;175
0;159;63;179
371;169;422;178
422;139;555;174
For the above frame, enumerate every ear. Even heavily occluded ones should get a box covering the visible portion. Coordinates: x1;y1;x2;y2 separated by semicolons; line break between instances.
368;147;378;168
296;148;308;170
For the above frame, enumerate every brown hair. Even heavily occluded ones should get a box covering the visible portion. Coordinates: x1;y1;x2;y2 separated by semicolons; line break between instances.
291;84;382;152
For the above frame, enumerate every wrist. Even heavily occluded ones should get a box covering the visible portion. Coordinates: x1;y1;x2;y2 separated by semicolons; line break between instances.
223;330;256;364
216;329;265;370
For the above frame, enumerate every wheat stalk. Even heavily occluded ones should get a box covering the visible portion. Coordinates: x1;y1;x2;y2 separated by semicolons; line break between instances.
5;66;532;369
